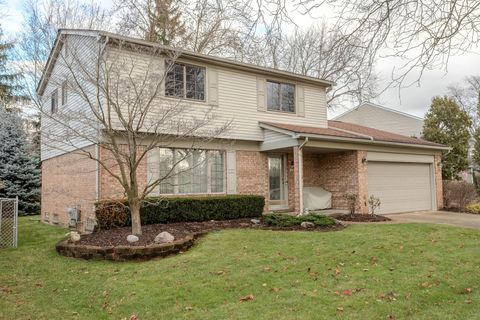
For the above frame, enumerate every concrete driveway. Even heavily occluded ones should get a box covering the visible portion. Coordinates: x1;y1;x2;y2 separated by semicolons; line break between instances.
386;211;480;229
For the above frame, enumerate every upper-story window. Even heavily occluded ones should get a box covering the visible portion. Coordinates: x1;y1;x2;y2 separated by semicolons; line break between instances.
165;62;206;101
51;89;58;113
267;80;295;113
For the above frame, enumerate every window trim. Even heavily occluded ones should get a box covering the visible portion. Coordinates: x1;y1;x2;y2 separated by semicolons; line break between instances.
165;61;207;102
266;80;296;113
157;148;226;195
51;89;58;113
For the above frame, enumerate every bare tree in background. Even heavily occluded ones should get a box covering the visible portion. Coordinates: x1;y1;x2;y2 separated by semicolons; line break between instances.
114;0;186;45
292;0;480;88
256;24;378;108
15;0;111;97
40;37;230;234
449;76;480;128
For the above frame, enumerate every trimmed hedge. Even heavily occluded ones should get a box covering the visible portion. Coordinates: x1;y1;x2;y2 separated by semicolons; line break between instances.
96;195;265;230
264;213;336;227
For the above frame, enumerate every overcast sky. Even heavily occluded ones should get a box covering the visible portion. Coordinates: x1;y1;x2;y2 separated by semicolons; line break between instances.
3;0;480;119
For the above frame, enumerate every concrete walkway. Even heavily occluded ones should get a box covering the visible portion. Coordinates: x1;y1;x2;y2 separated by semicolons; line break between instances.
386;211;480;229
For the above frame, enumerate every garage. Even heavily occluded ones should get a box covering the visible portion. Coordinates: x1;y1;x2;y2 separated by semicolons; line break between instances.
367;153;434;214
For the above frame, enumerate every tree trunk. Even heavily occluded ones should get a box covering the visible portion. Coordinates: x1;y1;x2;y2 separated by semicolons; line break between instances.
130;200;142;235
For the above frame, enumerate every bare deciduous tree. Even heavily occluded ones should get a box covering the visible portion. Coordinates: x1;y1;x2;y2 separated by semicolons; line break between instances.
39;36;230;234
258;24;378;108
15;0;112;97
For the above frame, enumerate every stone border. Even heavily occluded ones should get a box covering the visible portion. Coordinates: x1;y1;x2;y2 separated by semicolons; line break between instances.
56;232;207;261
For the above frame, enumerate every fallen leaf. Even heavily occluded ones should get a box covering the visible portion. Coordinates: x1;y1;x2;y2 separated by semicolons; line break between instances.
336;307;344;312
343;289;352;296
271;287;281;292
1;287;13;294
239;294;254;302
420;282;432;288
387;314;396;319
463;288;473;294
335;266;341;275
465;299;472;304
185;306;193;311
129;315;138;320
215;270;225;275
262;283;267;287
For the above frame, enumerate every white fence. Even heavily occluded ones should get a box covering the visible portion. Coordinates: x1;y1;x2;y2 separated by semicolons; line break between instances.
0;198;18;248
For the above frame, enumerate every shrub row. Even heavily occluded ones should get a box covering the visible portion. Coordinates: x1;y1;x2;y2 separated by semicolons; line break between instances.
263;213;336;227
96;195;265;230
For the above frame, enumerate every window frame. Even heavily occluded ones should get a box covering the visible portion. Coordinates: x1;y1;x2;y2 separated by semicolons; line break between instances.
266;80;296;113
165;61;206;102
51;89;58;113
157;148;226;195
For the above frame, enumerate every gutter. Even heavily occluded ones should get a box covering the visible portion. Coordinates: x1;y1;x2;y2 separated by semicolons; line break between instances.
294;132;450;151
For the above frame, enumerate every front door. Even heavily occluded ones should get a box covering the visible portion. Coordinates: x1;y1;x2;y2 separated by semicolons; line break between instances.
268;155;288;210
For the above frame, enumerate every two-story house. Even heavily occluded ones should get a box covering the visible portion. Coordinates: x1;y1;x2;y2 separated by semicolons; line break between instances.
334;102;424;138
38;30;447;229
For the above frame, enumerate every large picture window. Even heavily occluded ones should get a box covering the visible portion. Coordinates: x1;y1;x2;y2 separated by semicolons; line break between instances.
267;80;295;113
158;148;225;194
165;62;205;101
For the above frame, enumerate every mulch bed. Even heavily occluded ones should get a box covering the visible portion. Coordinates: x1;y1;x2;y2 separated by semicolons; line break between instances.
333;213;391;222
75;218;344;247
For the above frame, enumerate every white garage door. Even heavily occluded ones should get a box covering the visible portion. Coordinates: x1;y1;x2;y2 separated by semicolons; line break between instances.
368;162;433;214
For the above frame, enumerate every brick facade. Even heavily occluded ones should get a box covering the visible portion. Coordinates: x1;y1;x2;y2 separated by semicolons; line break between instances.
98;146;148;200
41;146;442;229
41;146;98;230
235;151;269;210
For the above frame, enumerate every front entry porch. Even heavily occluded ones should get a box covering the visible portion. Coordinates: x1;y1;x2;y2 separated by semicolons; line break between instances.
265;146;369;215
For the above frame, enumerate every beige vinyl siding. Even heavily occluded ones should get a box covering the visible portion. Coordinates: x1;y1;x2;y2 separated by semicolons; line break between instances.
336;104;423;137
103;49;328;141
368;162;433;214
40;35;100;161
217;69;328;140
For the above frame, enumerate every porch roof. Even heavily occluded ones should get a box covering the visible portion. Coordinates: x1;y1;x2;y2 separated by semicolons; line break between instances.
259;121;448;149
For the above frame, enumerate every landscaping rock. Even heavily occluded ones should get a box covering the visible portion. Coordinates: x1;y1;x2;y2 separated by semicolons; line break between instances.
127;235;139;243
70;231;81;242
154;231;175;244
300;221;315;228
250;219;260;224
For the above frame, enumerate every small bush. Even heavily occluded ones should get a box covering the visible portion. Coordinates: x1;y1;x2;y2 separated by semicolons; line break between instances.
368;195;381;215
263;213;336;227
443;180;478;210
96;195;265;230
344;192;359;214
465;203;480;214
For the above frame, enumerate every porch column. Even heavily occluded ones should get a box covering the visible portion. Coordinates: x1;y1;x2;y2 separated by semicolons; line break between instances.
293;146;304;214
357;150;369;214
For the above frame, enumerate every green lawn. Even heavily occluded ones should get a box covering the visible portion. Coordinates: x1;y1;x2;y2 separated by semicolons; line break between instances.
1;217;479;319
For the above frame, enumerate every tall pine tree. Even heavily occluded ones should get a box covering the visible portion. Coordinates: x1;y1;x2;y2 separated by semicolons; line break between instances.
0;106;41;215
423;96;472;180
0;28;20;104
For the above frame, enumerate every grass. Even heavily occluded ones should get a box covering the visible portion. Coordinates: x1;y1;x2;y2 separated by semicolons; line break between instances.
1;217;479;319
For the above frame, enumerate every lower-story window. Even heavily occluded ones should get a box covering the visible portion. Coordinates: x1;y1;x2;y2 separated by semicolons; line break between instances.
158;148;225;194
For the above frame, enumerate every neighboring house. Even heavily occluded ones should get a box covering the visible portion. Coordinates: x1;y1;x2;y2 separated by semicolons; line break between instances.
334;102;424;137
38;30;447;230
335;102;475;183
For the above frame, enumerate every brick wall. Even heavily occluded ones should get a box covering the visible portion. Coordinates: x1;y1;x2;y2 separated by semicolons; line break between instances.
302;150;365;210
235;151;269;210
98;145;148;200
41;145;97;230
